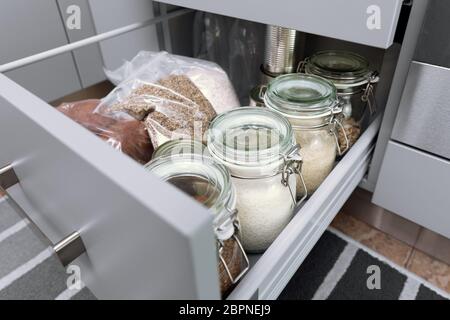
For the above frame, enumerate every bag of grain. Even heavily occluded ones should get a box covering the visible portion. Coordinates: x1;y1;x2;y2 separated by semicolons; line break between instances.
96;51;239;148
102;51;240;115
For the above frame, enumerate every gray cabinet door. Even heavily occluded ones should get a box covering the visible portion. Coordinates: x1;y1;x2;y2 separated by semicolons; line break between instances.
157;0;403;48
413;0;450;69
0;74;219;299
373;141;450;239
391;62;450;160
0;0;81;101
391;0;450;160
88;0;160;71
57;0;107;88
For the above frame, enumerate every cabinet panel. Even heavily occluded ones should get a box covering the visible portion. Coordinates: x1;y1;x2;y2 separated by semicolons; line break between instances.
373;141;450;239
57;0;107;88
88;0;160;70
391;62;450;159
0;0;81;101
414;0;450;68
157;0;403;48
4;54;82;102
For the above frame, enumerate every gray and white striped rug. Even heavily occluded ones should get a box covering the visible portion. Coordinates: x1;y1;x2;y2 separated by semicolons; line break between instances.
279;228;450;300
0;196;95;300
0;196;448;300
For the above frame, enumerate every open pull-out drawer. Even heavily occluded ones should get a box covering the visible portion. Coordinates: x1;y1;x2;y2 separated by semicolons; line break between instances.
0;74;219;299
0;72;381;299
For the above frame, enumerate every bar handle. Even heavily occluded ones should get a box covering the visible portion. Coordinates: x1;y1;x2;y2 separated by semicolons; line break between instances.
0;164;86;267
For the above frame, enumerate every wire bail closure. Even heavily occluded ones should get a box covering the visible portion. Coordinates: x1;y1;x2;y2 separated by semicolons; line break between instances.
328;105;349;156
280;144;308;206
296;58;309;73
216;208;250;285
361;71;379;116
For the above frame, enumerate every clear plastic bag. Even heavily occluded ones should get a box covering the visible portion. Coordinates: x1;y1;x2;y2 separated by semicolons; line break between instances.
57;99;153;164
101;51;240;115
98;51;240;148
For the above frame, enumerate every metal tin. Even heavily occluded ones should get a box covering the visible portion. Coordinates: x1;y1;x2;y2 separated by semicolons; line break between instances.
263;26;298;74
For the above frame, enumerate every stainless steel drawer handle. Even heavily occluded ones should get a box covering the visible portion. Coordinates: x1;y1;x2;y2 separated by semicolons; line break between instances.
0;164;86;267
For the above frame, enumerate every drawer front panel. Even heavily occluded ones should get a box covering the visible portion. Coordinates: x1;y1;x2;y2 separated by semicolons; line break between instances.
414;0;450;69
392;62;450;159
373;141;450;238
158;0;403;48
0;74;219;299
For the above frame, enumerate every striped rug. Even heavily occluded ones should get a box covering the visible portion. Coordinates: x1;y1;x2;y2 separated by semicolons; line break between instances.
0;197;95;300
0;196;448;300
279;228;450;300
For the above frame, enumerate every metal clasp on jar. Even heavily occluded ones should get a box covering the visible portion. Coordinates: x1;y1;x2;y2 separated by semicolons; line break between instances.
361;71;379;116
280;144;308;206
296;58;309;73
217;211;250;285
329;105;349;156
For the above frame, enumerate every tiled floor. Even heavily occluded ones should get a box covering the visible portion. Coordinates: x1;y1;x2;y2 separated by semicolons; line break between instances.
332;212;450;294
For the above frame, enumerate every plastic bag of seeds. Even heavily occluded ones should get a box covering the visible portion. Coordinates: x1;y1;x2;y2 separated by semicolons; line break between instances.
96;51;240;148
100;51;240;115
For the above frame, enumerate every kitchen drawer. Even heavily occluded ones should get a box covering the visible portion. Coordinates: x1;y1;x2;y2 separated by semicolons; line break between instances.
373;141;450;239
391;61;450;160
0;74;219;299
156;0;403;49
0;73;381;299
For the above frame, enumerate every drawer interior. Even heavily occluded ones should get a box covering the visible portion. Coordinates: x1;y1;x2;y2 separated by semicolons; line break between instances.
0;4;413;299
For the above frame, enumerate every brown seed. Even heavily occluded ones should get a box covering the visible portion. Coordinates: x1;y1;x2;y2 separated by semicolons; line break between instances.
338;117;361;152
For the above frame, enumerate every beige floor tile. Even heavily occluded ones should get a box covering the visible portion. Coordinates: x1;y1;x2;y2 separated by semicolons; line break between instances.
407;250;450;293
331;212;413;266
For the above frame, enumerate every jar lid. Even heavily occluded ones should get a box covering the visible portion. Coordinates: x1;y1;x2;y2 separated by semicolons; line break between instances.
305;50;371;84
264;73;339;118
152;138;209;159
207;107;295;170
145;154;236;240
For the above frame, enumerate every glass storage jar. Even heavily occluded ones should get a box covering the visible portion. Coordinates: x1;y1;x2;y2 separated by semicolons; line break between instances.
264;73;348;196
152;138;209;159
207;107;306;253
145;154;249;296
302;50;379;148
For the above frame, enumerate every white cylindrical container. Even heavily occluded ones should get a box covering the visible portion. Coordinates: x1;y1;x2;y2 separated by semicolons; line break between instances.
207;107;306;253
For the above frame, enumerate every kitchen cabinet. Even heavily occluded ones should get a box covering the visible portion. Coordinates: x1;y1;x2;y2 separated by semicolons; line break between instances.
373;142;450;239
373;0;450;238
0;0;434;299
57;0;106;88
0;0;81;101
88;0;160;71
